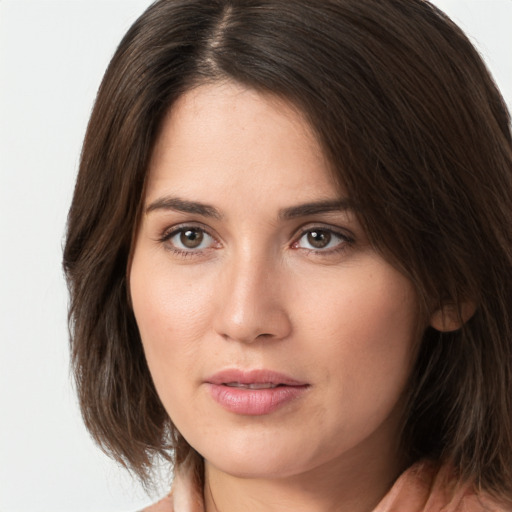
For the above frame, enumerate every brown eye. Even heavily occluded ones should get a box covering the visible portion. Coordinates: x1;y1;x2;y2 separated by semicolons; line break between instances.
164;226;215;253
307;230;331;249
180;229;204;248
295;227;350;252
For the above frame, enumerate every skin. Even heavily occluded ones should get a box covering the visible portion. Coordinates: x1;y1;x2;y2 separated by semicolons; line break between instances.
130;81;426;512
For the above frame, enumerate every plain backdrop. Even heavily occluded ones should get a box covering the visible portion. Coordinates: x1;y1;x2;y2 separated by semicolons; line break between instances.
1;1;511;511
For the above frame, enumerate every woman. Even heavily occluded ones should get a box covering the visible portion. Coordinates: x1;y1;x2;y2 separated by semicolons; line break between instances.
63;0;512;510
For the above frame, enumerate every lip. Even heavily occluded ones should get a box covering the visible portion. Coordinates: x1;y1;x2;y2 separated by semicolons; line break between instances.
205;369;310;415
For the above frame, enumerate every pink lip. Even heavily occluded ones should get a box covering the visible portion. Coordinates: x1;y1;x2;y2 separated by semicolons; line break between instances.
205;369;310;416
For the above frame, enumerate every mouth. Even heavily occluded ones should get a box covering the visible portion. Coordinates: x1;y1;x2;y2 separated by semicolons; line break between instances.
205;369;310;415
223;382;284;389
206;368;308;387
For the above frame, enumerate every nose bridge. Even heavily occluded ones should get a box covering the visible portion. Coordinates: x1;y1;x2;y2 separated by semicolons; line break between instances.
214;244;291;343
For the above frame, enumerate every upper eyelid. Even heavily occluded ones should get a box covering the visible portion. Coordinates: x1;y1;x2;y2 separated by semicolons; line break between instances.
293;223;354;240
156;221;354;247
160;222;216;241
159;225;219;255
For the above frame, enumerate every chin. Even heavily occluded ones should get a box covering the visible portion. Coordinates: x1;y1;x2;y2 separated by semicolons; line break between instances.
198;435;319;480
207;456;303;480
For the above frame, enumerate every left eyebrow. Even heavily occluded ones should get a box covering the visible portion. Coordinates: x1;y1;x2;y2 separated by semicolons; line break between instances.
278;199;358;220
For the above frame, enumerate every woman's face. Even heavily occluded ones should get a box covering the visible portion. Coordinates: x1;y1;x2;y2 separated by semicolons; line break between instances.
130;82;422;480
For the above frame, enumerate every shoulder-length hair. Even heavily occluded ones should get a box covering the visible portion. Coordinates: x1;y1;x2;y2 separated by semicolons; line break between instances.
63;0;512;498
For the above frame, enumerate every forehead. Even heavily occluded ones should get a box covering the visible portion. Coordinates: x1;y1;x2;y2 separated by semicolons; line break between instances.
145;81;341;207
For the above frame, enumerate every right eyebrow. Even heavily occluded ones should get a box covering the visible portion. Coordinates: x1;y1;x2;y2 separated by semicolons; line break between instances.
145;196;223;220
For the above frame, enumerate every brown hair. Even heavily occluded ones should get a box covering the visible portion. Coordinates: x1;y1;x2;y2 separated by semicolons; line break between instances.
63;0;512;498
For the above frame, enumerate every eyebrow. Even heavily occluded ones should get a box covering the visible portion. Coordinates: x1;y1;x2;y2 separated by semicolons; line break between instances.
145;196;356;220
146;196;223;219
278;198;357;220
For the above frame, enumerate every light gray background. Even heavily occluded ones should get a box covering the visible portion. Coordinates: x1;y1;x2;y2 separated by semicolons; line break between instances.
1;1;511;511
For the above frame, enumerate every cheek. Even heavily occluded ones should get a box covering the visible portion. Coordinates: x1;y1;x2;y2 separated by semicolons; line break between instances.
129;255;216;386
294;264;419;402
297;266;417;345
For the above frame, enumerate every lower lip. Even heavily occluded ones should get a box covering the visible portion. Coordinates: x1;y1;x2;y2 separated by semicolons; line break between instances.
207;383;309;415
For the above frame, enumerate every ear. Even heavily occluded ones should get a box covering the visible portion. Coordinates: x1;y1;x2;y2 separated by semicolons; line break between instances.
429;301;476;332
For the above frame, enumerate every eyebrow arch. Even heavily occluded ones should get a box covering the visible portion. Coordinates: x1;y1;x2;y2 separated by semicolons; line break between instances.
145;196;223;219
278;199;357;220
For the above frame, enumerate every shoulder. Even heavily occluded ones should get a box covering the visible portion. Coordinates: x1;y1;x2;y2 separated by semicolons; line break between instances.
374;460;512;512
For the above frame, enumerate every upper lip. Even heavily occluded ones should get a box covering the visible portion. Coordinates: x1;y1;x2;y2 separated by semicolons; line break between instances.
205;369;308;387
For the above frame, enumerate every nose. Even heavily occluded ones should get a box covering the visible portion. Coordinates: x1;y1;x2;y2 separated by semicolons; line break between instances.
213;251;292;344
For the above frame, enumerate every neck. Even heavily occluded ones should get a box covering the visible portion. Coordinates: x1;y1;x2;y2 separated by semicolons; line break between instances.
203;440;405;512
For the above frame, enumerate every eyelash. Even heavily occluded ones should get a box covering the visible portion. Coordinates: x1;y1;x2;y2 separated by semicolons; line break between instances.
159;224;354;258
292;226;354;256
159;223;218;258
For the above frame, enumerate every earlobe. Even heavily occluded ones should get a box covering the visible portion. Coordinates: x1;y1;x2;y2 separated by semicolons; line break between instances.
429;301;477;332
